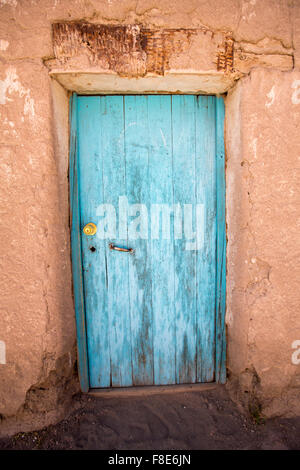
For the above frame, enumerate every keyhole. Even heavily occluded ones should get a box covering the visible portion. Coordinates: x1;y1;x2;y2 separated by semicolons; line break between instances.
89;246;96;252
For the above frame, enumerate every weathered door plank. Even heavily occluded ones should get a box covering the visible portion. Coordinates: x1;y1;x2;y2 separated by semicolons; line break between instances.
195;96;217;382
101;96;133;387
78;96;111;388
148;96;176;385
124;96;154;385
69;93;89;392
215;96;226;384
171;95;197;384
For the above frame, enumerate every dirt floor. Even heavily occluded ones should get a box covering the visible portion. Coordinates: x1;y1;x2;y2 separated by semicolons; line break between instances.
0;385;300;450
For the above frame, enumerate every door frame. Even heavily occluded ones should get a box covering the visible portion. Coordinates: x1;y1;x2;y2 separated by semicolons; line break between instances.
69;92;226;392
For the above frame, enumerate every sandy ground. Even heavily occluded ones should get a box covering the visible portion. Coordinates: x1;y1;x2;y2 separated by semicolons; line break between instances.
0;386;299;450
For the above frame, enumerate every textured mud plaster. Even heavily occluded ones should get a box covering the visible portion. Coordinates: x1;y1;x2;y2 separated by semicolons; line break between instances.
47;21;294;97
49;21;293;78
48;22;237;95
52;22;203;76
0;68;35;117
226;69;300;417
0;0;299;435
0;59;78;432
48;21;237;89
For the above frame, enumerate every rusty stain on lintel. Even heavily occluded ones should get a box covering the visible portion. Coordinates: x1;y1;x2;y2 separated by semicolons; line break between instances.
52;22;234;77
217;34;234;72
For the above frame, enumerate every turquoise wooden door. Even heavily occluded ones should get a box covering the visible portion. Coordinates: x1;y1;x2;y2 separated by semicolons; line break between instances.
72;95;226;389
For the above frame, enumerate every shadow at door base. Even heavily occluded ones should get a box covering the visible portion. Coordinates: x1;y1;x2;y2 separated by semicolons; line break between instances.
88;382;222;398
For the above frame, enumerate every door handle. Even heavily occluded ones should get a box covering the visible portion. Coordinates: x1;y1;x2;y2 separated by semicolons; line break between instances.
109;243;134;254
83;223;97;236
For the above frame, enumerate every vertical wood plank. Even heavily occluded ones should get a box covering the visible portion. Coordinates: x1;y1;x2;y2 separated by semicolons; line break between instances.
215;96;226;384
195;96;217;382
148;95;176;385
124;96;154;385
171;95;197;384
101;96;133;387
77;96;111;388
69;93;89;392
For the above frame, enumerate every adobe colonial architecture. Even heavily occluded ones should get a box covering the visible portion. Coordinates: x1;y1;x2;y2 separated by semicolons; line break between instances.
0;0;299;434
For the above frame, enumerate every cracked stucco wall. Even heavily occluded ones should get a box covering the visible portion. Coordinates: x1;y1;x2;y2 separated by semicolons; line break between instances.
226;69;300;417
0;0;300;433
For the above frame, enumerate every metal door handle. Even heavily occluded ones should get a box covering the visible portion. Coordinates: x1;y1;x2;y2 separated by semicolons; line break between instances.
109;243;134;254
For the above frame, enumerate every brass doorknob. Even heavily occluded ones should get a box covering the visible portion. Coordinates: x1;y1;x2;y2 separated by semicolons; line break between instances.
83;223;97;236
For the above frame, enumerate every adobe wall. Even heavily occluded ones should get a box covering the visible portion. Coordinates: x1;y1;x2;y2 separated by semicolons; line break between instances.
226;68;300;417
0;0;299;434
